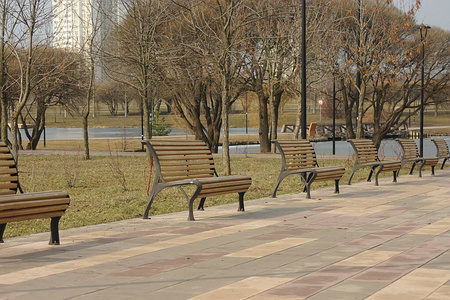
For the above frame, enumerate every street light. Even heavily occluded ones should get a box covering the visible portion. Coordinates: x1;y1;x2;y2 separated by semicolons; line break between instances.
356;0;361;127
419;24;430;157
301;0;307;139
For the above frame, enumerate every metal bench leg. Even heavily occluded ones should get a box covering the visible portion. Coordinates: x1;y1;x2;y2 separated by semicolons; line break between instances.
393;170;397;182
0;223;6;243
409;162;416;175
271;173;287;198
334;180;340;194
187;182;203;221
143;185;164;219
304;182;312;199
50;217;61;245
347;165;359;185
238;192;245;211
305;172;316;199
367;167;375;182
374;166;383;186
441;158;447;169
197;198;206;210
431;166;435;175
188;197;196;221
418;161;425;177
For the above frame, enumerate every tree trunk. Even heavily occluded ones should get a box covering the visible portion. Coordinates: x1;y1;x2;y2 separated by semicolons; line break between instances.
293;104;301;139
270;92;282;152
83;62;95;160
356;81;366;139
9;118;19;160
341;78;355;139
0;91;7;144
258;93;270;152
221;75;231;175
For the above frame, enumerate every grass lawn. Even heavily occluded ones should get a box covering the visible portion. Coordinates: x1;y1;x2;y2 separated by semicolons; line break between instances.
4;148;434;240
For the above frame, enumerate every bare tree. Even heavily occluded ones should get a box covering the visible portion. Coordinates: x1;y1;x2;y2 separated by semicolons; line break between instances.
18;48;84;150
102;0;176;141
0;0;19;144
175;0;259;175
5;0;56;158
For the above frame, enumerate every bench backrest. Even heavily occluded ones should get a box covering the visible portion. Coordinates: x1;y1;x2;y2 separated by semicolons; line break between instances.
143;140;216;183
0;141;20;195
397;139;419;159
348;139;379;164
273;140;318;171
432;139;449;157
308;122;317;137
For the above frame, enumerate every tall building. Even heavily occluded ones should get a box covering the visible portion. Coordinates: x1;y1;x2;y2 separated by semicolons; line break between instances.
52;0;119;51
52;0;120;81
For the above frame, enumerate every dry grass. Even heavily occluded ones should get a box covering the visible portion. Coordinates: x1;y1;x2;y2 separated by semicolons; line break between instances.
3;147;427;240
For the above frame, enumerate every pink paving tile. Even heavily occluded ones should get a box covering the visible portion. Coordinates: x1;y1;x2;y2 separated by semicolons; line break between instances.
310;206;343;212
251;228;313;241
345;223;425;248
353;264;417;281
368;206;413;218
354;236;450;281
109;252;224;277
258;265;365;298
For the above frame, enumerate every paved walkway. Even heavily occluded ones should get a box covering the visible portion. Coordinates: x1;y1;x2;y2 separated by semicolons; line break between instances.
1;169;450;299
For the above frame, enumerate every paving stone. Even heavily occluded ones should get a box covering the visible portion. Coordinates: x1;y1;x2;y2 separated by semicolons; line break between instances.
1;168;449;299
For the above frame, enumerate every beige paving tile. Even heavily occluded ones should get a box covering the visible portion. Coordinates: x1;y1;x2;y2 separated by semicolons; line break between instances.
226;238;316;258
420;200;450;210
0;220;278;285
410;217;450;235
188;276;295;300
366;268;450;300
425;285;450;300
335;250;400;267
328;205;398;217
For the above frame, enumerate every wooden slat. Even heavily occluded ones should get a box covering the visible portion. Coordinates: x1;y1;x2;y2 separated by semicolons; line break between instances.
0;198;70;211
0;191;69;203
0;211;65;224
0;204;69;219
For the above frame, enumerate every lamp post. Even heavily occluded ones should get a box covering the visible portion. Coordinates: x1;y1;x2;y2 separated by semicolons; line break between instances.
301;0;307;139
355;0;361;127
332;76;336;155
419;24;430;157
245;91;248;134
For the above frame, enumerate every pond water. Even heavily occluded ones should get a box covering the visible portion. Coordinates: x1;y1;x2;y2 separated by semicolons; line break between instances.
18;127;449;157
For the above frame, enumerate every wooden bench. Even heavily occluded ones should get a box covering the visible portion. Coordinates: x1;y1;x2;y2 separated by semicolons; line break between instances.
431;138;450;169
0;141;70;244
142;139;252;221
396;139;438;177
347;139;402;186
272;140;345;199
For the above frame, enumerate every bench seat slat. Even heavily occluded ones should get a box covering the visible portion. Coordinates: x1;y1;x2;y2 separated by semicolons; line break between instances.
0;198;70;211
0;211;65;224
0;203;69;219
0;191;69;203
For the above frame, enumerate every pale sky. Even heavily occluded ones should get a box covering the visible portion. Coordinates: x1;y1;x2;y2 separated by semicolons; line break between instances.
394;0;450;31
